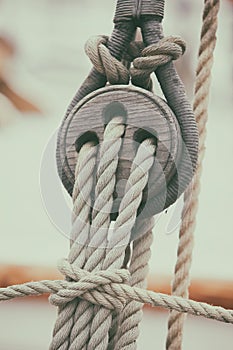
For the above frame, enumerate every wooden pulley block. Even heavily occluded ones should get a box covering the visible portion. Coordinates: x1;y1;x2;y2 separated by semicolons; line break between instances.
57;85;183;218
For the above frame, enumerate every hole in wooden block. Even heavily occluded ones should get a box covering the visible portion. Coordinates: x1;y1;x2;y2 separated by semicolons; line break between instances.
133;127;158;150
57;85;184;218
75;131;99;153
102;101;127;127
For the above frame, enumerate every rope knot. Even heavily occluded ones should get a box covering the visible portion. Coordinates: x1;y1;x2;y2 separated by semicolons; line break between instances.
49;259;130;311
130;36;186;89
85;35;129;85
84;35;185;90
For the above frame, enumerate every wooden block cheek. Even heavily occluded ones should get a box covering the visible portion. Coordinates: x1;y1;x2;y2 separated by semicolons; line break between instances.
57;85;182;214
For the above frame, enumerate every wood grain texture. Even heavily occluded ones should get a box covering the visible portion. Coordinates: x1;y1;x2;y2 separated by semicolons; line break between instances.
57;85;183;217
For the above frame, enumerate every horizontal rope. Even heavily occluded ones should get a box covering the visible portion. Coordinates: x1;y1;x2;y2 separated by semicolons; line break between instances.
1;259;233;325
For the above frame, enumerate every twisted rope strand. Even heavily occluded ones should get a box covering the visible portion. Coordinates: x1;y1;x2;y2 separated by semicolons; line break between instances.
1;274;233;325
0;12;223;348
51;38;162;349
68;118;125;350
87;139;156;350
114;218;154;350
49;142;97;350
85;36;129;85
131;36;186;89
166;1;220;349
87;117;125;350
85;35;186;92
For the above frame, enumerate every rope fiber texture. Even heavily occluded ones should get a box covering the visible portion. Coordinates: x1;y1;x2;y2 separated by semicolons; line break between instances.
51;104;157;350
0;2;227;349
1;261;233;325
85;36;129;85
50;141;98;350
85;35;185;92
130;36;186;90
166;1;221;349
113;218;154;350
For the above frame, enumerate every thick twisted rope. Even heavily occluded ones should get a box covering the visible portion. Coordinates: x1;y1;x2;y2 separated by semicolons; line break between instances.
131;36;186;90
51;118;125;350
50;142;98;350
87;116;125;350
51;37;170;349
68;117;125;350
50;135;156;350
85;35;129;85
85;35;185;91
81;37;187;350
84;139;156;350
0;16;226;348
114;218;154;350
166;1;220;349
1;261;233;324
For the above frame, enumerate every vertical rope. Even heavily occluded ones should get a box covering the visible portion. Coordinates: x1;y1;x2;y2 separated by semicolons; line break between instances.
87;139;156;350
50;142;97;350
68;117;125;350
113;218;154;350
166;1;220;349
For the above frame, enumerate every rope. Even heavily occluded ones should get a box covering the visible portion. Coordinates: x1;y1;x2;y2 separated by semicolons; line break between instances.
1;264;233;324
0;15;226;349
69;117;125;350
52;114;156;350
85;35;129;85
57;28;199;216
51;118;125;350
86;139;156;350
131;36;185;90
87;116;126;350
85;35;185;91
113;218;154;350
64;34;194;349
50;142;98;350
65;21;136;116
166;1;220;349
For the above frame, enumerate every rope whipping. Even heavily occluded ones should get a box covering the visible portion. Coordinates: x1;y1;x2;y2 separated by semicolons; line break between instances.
166;1;221;349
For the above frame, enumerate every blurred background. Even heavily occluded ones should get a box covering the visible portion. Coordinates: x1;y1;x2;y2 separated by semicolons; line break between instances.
0;0;232;349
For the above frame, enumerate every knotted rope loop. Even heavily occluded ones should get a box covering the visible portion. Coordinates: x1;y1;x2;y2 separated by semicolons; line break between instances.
131;36;186;89
84;35;185;91
122;40;145;63
141;36;186;59
85;35;129;85
49;259;130;311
